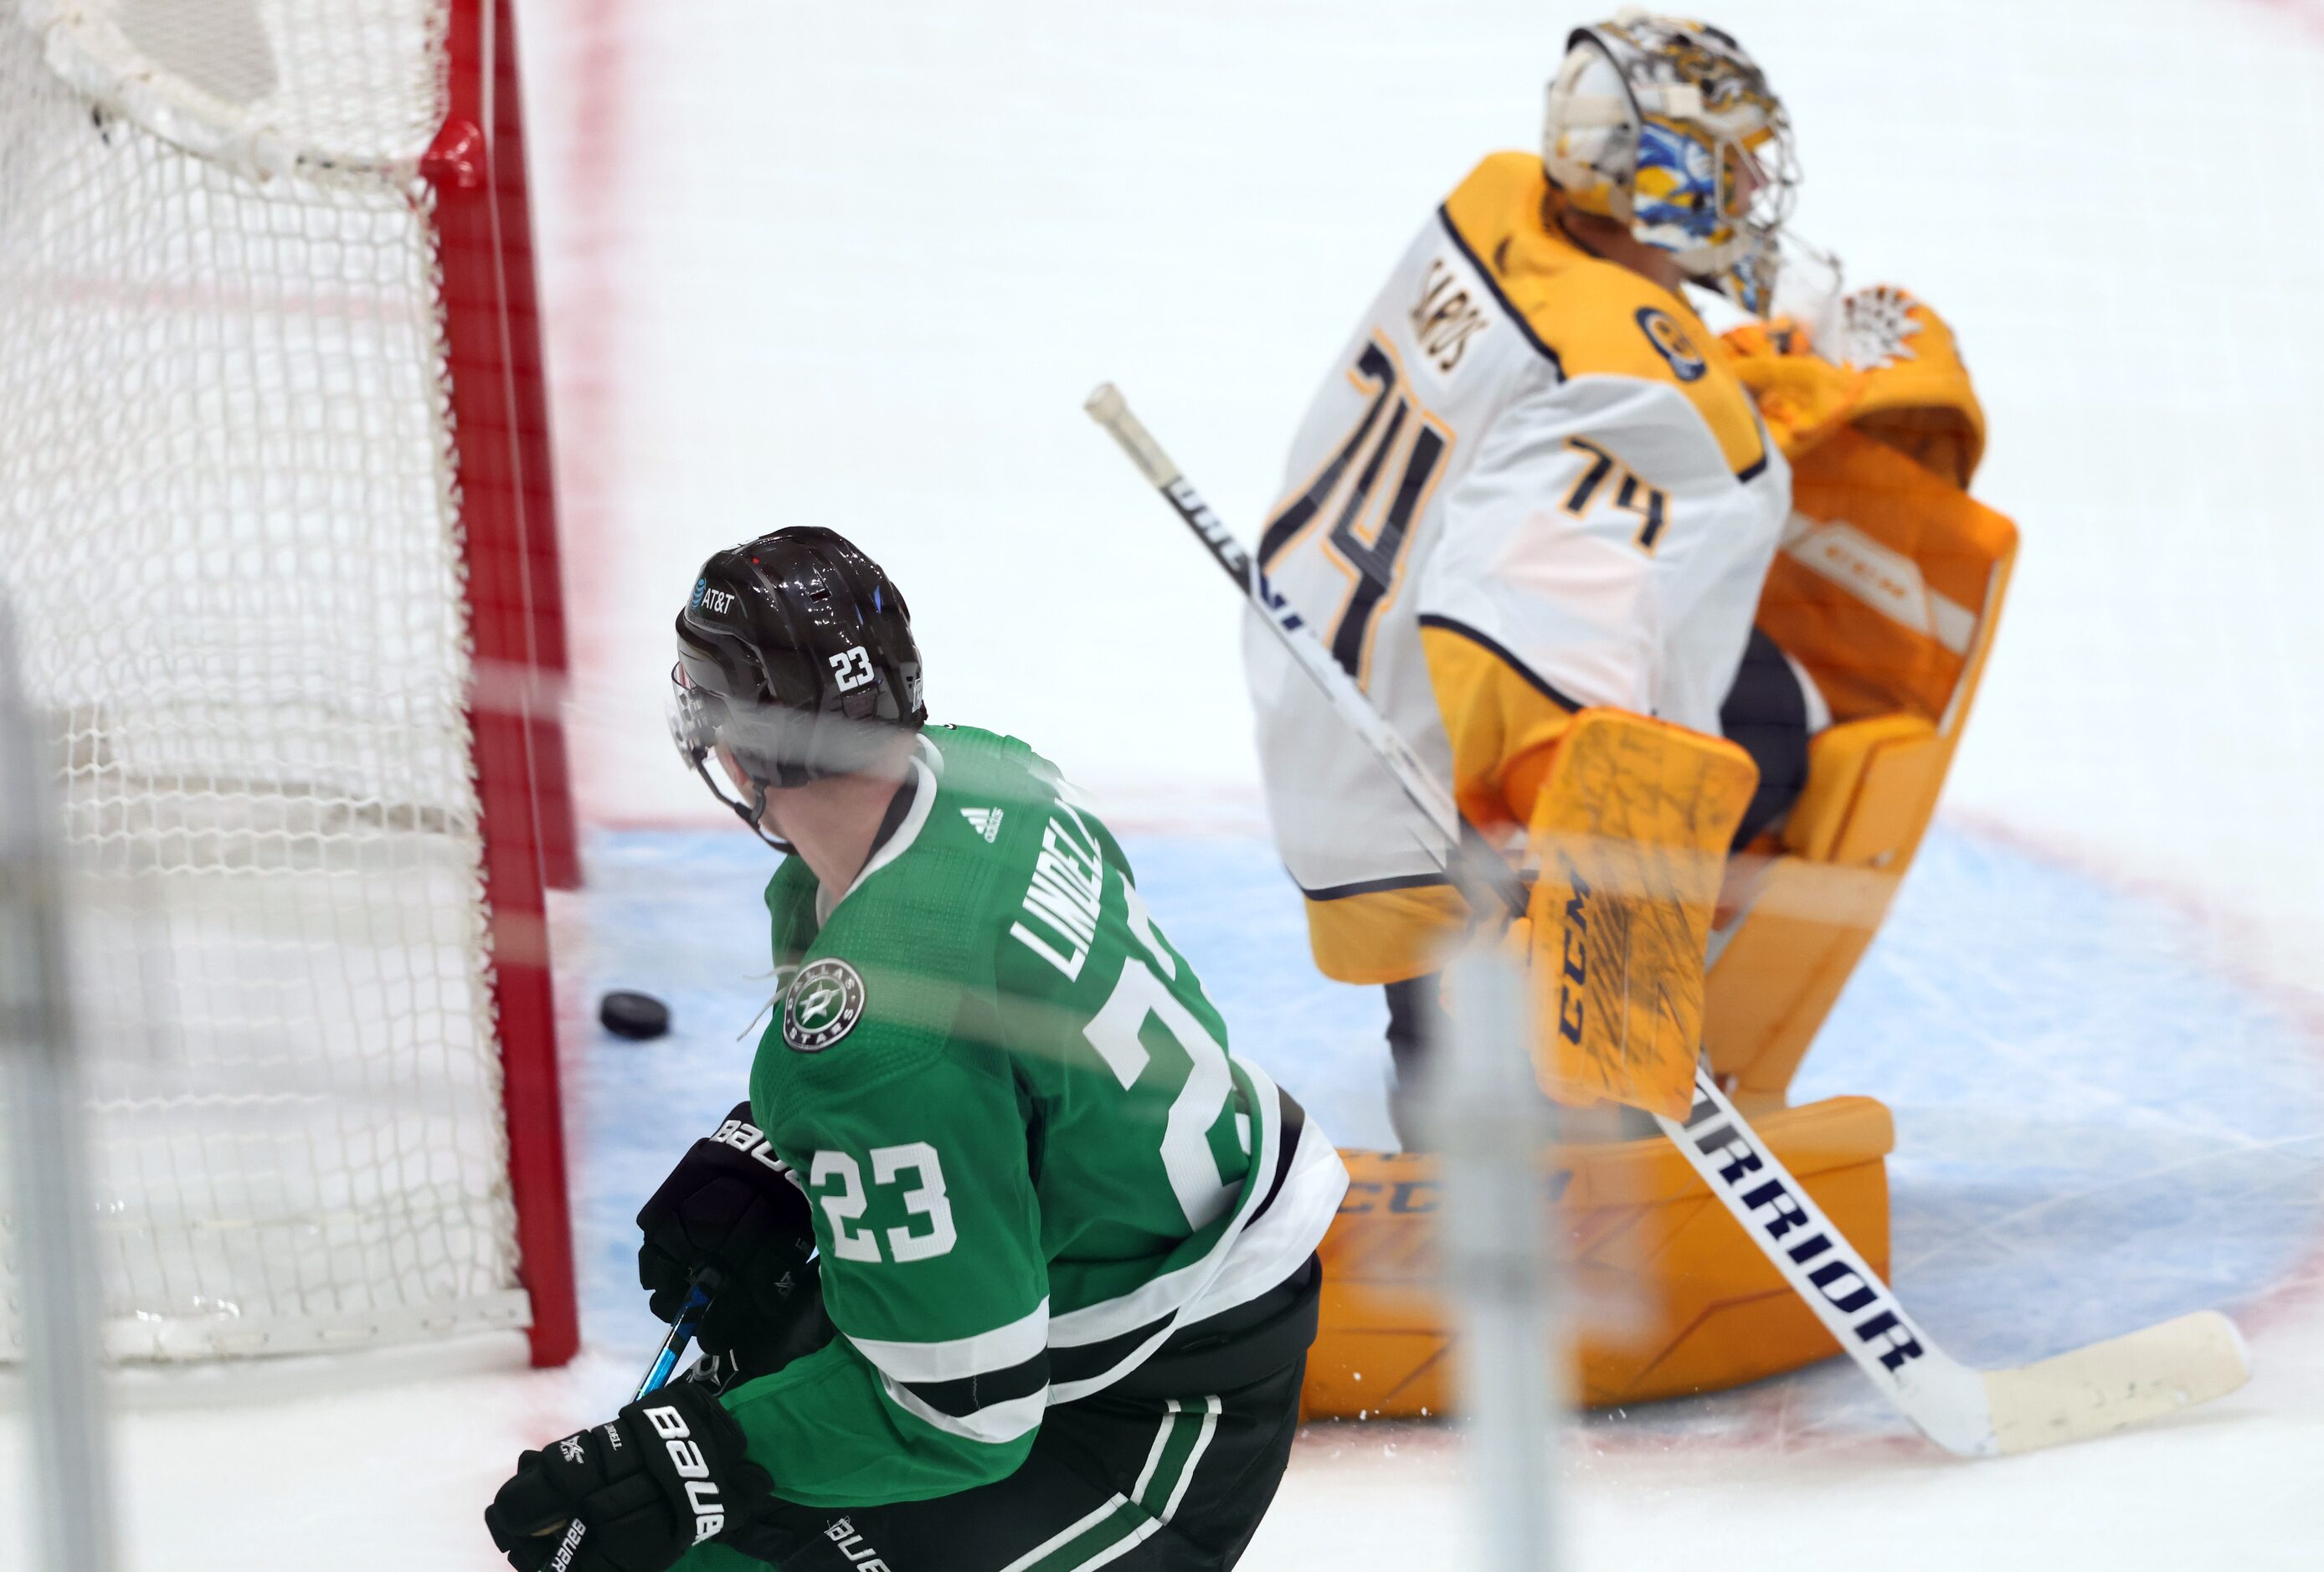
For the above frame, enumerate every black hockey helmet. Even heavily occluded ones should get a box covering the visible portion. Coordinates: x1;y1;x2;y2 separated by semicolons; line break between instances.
668;527;927;832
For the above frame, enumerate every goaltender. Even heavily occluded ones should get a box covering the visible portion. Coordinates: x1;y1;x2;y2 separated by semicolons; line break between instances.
1247;10;1984;1139
486;528;1347;1571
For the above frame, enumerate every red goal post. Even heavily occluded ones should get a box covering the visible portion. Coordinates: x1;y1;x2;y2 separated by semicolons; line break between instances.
429;0;581;1369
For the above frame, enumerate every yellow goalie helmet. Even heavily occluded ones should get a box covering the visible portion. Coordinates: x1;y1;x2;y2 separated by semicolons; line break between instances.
1543;9;1797;314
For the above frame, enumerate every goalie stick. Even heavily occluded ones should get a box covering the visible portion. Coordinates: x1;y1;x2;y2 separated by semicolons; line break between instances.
1083;382;2251;1457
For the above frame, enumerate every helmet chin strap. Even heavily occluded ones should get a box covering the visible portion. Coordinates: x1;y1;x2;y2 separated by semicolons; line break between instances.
692;758;796;855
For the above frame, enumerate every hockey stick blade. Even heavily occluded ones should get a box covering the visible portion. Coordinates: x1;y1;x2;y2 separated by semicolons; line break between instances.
1085;382;2255;1456
1980;1310;2249;1456
1663;1068;2249;1456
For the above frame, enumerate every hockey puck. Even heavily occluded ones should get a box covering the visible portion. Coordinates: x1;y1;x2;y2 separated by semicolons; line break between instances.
599;990;671;1040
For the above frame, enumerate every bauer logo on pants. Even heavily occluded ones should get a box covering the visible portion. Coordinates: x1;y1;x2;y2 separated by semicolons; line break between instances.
784;959;866;1052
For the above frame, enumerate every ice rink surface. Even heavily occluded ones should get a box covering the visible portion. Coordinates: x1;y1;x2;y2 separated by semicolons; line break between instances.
11;0;2324;1566
32;816;2316;1570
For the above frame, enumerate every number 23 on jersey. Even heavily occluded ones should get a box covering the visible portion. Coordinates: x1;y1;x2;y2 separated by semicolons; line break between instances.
811;1143;957;1263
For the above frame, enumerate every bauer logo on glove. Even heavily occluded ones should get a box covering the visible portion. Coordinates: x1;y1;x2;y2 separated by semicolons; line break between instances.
709;1112;792;1174
484;1384;770;1572
639;1400;729;1544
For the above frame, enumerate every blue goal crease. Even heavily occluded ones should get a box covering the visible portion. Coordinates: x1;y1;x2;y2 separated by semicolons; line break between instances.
559;821;2324;1435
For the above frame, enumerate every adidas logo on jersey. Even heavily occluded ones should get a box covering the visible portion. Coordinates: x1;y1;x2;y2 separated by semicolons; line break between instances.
960;807;1004;841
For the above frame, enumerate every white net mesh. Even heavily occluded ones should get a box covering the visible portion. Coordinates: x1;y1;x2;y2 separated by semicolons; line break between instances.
0;0;528;1359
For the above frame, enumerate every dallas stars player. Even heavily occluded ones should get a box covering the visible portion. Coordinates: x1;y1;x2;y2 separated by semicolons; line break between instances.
486;527;1346;1572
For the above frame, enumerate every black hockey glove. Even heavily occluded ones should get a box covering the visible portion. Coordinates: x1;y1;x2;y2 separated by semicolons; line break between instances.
483;1382;772;1572
637;1102;824;1372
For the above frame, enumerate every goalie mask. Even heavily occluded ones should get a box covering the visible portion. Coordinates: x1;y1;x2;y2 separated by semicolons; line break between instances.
1543;10;1797;315
668;527;928;844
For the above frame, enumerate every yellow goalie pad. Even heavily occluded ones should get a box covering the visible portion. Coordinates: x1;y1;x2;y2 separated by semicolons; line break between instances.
1704;429;2018;1103
1522;708;1758;1118
1300;1098;1895;1420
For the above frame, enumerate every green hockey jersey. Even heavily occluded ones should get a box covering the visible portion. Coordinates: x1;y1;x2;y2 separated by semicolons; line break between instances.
714;725;1346;1510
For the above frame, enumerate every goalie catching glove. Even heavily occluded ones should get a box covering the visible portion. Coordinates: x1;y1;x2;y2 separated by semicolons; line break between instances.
484;1383;771;1572
636;1101;828;1376
1720;285;1986;485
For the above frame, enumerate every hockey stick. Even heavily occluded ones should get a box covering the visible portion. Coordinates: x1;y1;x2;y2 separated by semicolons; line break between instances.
636;1267;723;1400
1083;383;2251;1456
529;1271;725;1558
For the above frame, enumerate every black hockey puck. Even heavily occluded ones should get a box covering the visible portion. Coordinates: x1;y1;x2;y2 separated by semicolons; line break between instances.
599;990;671;1040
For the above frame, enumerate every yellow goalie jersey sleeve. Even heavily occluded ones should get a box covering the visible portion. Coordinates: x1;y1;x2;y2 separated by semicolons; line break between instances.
1243;152;1791;984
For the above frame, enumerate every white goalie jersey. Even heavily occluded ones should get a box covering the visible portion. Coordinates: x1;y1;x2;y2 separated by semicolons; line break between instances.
1243;152;1792;984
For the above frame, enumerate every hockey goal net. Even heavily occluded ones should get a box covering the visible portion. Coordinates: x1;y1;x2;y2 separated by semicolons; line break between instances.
0;0;578;1365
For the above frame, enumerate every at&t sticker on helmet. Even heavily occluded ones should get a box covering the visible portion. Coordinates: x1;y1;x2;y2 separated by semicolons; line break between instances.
784;958;866;1051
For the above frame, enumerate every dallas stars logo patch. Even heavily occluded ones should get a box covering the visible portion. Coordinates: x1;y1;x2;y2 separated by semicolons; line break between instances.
784;958;866;1053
